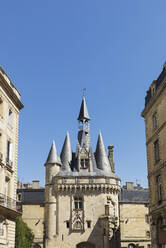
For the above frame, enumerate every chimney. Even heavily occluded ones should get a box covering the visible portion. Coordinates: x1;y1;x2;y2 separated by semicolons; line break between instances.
126;182;134;190
23;183;32;189
17;179;22;189
32;180;40;189
108;145;115;173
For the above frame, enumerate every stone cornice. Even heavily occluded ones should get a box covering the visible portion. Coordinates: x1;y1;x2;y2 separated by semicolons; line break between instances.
146;120;166;145
55;183;120;194
148;160;166;178
0;72;24;110
141;79;166;118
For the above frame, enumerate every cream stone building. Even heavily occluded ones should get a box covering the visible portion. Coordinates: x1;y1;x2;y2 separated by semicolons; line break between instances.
17;181;44;248
44;97;121;248
141;63;166;248
0;67;23;247
17;180;152;248
119;182;151;248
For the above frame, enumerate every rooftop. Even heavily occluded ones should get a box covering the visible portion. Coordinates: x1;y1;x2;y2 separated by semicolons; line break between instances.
144;63;166;107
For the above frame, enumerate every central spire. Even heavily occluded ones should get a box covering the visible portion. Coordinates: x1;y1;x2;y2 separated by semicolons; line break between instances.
77;96;91;150
77;96;90;123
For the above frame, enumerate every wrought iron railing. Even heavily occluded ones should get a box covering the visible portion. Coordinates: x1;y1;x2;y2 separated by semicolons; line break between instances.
0;193;17;211
6;157;13;167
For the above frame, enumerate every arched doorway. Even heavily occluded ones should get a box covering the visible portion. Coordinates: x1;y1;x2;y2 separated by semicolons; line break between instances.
33;244;41;248
76;242;95;248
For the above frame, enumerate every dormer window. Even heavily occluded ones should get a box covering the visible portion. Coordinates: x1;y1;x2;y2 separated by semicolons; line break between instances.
80;158;89;169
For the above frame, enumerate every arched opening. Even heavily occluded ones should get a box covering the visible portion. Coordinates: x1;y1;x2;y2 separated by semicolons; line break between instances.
33;244;41;248
128;244;136;248
76;242;95;248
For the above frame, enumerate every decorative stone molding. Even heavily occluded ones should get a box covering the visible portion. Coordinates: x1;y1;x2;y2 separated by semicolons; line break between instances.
55;183;120;194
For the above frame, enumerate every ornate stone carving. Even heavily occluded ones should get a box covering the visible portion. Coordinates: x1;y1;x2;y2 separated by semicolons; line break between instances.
72;209;84;232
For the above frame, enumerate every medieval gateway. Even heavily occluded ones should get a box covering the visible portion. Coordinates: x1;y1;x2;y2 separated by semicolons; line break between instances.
44;96;121;248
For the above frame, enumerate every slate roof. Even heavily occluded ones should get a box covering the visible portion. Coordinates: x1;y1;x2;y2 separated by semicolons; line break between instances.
17;187;149;204
119;188;149;203
45;97;119;178
17;189;45;204
145;65;166;106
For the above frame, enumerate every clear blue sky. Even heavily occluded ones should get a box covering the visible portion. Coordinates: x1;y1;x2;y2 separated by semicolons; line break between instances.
1;1;166;187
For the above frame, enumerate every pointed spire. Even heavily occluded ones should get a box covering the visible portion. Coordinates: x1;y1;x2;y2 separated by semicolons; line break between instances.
95;132;112;172
78;96;90;122
60;132;72;171
45;140;61;165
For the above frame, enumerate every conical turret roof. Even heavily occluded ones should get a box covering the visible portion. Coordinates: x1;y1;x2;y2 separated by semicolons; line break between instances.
60;132;72;171
45;140;61;165
95;132;112;172
78;96;90;122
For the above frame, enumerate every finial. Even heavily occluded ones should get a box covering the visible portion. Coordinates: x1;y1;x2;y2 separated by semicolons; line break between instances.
83;88;86;97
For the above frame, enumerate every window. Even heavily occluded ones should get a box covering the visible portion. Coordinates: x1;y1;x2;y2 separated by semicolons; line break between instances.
157;175;162;203
6;141;12;166
152;113;157;129
154;139;160;163
145;214;149;224
8;109;13;127
0;219;3;236
0;98;3;117
74;196;83;210
146;231;150;237
147;245;151;248
66;221;69;228
87;221;91;228
80;158;89;169
18;193;22;202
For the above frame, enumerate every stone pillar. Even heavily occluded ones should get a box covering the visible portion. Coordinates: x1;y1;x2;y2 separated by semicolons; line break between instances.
108;146;115;173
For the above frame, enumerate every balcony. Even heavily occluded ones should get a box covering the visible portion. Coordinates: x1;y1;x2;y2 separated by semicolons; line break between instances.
0;193;21;220
6;157;13;167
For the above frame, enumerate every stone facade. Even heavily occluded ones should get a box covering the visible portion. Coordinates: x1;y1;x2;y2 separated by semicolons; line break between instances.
0;67;23;247
17;181;152;248
17;181;44;248
119;182;151;248
141;63;166;248
44;97;121;248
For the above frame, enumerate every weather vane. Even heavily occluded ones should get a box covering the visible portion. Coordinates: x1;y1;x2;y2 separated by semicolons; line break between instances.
83;88;86;97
